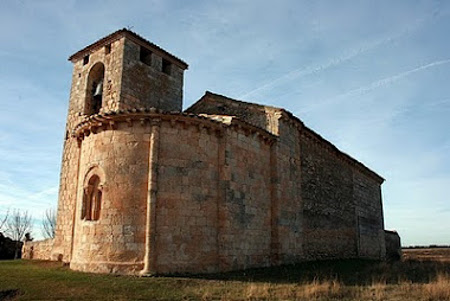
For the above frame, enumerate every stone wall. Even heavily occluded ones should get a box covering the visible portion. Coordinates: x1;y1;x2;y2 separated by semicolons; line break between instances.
187;92;386;264
120;39;185;112
53;37;126;262
219;123;273;271
22;239;54;261
385;230;402;261
53;108;387;274
55;31;186;265
300;130;358;260
155;120;221;274
67;112;278;275
300;128;385;260
187;92;281;134
272;117;303;263
70;122;150;274
354;170;386;259
153;116;275;274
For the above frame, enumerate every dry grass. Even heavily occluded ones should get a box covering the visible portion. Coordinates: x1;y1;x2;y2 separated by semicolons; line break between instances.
297;279;343;300
423;273;450;301
225;275;450;301
2;249;450;300
403;248;450;262
196;274;450;300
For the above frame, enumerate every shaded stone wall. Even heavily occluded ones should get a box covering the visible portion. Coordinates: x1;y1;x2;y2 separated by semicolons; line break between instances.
385;230;401;261
22;239;54;260
272;117;303;263
120;39;184;112
70;122;150;274
354;170;386;259
300;130;358;260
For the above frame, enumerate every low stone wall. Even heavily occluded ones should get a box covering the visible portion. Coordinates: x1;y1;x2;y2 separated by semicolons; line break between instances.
22;239;54;260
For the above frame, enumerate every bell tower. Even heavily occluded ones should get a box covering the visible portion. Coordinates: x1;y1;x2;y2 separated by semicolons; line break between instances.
69;28;188;122
51;29;188;262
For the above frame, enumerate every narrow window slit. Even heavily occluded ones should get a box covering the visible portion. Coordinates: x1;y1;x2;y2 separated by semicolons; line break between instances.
162;58;171;75
140;46;152;66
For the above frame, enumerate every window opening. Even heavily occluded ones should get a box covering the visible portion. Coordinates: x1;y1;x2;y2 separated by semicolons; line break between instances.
162;58;171;75
82;174;102;221
84;62;105;115
140;46;152;66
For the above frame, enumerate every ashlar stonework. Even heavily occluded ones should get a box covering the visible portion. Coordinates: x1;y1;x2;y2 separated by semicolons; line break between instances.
23;29;399;275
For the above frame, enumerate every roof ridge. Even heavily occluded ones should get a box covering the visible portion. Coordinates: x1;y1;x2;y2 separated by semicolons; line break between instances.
68;28;188;69
203;91;284;111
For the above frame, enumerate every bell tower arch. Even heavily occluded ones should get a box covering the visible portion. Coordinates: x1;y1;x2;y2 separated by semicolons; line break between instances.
84;62;105;115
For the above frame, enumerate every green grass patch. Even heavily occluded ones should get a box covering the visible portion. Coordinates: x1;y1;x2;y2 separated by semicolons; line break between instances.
0;260;189;300
1;255;450;300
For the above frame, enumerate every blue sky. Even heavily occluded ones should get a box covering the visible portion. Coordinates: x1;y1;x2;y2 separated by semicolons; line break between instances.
0;0;449;245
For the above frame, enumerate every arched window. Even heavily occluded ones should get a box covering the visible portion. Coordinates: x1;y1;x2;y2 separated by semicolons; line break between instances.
82;174;102;221
84;62;105;115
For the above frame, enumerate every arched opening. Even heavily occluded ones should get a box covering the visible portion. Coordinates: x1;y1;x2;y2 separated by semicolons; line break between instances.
82;174;102;221
84;62;105;115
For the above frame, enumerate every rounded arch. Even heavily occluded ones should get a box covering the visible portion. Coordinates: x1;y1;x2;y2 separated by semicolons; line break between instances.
81;165;105;221
84;62;105;115
83;164;106;184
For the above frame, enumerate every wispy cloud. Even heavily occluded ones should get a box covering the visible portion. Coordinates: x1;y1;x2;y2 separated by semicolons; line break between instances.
0;184;58;209
424;97;450;108
238;12;436;100
299;59;450;114
238;39;383;100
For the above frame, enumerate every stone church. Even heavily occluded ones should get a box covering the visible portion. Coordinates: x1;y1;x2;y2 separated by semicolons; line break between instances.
23;29;394;275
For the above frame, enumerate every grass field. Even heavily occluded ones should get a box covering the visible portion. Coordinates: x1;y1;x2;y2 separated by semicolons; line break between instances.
1;249;450;300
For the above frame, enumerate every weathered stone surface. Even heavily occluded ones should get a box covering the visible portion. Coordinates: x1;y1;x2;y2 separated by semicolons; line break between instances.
27;29;395;275
22;239;54;260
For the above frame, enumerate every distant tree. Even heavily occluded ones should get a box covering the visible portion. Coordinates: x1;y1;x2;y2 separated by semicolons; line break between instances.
0;209;9;232
41;208;56;239
6;209;32;259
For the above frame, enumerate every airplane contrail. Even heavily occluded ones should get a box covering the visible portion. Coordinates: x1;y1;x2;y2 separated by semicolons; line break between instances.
238;12;436;100
238;38;389;100
300;59;450;113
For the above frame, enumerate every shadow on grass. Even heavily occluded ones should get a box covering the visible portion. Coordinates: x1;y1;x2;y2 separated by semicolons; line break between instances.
0;288;21;300
186;259;450;285
4;257;450;287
